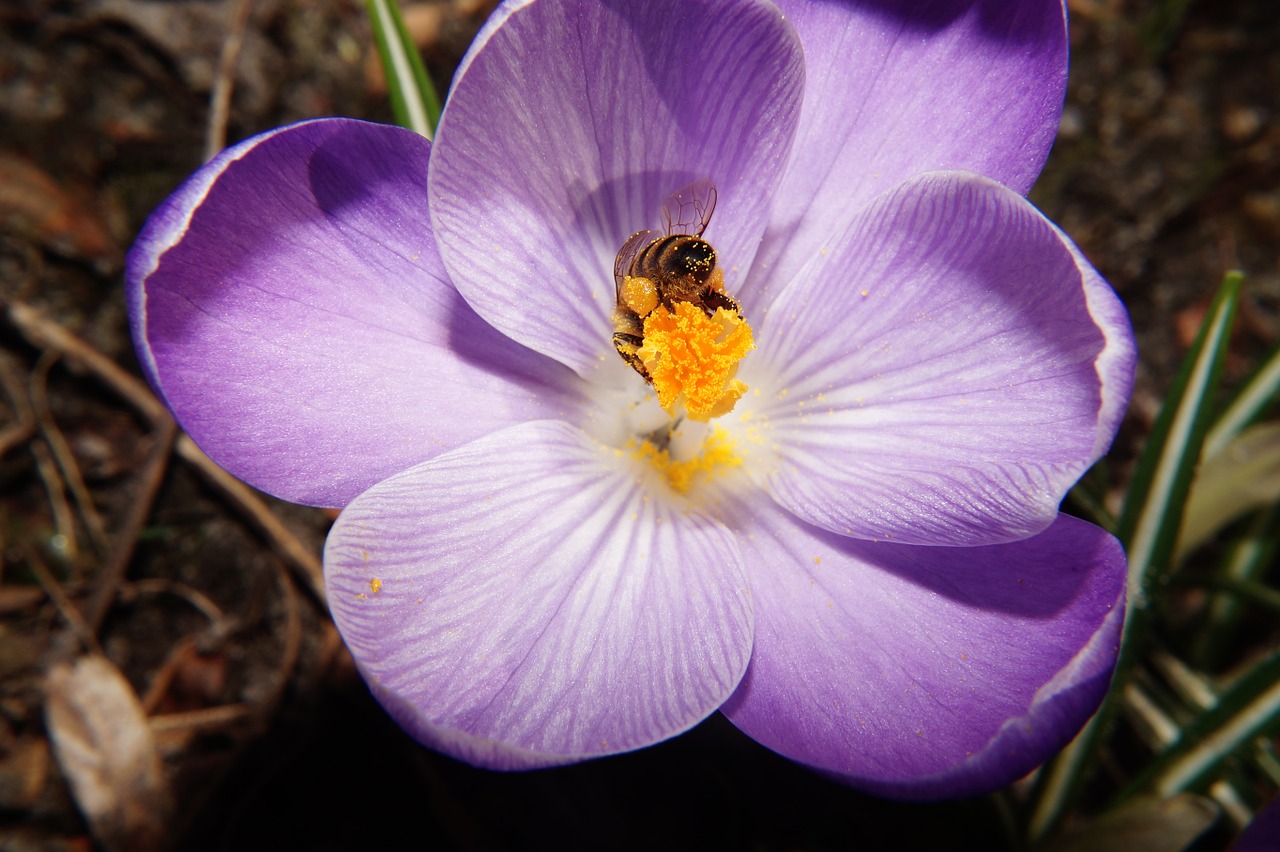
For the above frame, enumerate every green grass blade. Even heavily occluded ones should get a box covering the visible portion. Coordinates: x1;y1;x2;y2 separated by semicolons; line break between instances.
1189;574;1280;616
366;0;442;138
1192;499;1280;667
1121;650;1280;800
1117;270;1243;613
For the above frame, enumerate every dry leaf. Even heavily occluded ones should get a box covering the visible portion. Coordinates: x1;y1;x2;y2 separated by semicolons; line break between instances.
142;637;229;715
1039;794;1220;852
0;738;50;810
1178;422;1280;559
44;656;171;852
0;152;119;271
90;0;279;115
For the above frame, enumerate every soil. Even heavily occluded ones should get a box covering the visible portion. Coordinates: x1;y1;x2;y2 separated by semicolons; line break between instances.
0;0;1276;850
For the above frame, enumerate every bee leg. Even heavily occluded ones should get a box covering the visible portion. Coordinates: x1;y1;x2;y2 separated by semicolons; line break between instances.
613;332;653;383
656;288;677;313
702;289;741;316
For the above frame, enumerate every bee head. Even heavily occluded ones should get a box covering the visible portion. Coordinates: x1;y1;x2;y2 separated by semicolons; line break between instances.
673;239;716;282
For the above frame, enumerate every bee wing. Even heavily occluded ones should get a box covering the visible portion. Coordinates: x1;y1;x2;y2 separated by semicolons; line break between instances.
614;228;661;295
660;178;717;237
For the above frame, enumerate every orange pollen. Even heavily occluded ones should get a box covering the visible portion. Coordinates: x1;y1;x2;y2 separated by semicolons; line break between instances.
636;302;755;422
628;426;742;494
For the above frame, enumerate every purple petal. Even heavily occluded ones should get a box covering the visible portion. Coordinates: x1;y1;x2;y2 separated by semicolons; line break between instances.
746;172;1135;546
429;0;804;376
325;420;753;769
127;118;586;508
717;494;1126;799
1234;799;1280;852
748;0;1069;309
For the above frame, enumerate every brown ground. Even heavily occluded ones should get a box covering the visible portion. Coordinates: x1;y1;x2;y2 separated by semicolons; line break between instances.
0;0;1276;849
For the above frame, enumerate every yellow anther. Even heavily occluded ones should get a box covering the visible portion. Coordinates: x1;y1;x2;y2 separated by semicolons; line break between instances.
630;427;742;494
637;302;755;422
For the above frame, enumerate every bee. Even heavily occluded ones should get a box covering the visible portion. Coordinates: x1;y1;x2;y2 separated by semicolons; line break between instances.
612;179;742;381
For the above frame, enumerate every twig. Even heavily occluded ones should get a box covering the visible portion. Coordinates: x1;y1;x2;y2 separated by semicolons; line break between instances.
25;546;103;656
0;351;36;458
176;435;327;605
258;552;304;716
123;578;228;628
140;636;225;716
205;0;255;161
82;416;178;634
29;439;79;558
6;302;327;606
150;703;253;733
0;586;46;614
7;301;182;632
30;350;111;556
6;303;168;423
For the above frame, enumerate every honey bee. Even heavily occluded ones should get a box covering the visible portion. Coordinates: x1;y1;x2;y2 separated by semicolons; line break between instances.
612;179;742;381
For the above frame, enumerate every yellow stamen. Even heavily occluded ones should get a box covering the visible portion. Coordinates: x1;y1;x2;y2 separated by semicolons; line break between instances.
630;426;742;494
637;302;755;422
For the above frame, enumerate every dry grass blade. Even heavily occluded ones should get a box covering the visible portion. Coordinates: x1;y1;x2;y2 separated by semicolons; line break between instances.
6;302;167;423
26;547;101;656
29;438;79;558
5;301;326;610
0;350;36;457
30;350;111;555
176;435;327;604
80;417;177;634
205;0;256;160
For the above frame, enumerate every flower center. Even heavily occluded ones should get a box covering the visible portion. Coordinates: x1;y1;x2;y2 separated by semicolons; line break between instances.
603;180;757;490
636;302;755;422
627;425;742;494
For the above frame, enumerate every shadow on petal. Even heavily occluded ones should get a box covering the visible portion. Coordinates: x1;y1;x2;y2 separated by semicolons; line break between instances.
805;0;1060;42
717;496;1126;799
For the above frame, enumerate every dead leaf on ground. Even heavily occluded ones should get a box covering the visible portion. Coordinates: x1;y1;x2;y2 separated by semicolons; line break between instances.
1038;794;1220;852
88;0;280;116
0;737;50;810
0;152;119;272
44;655;172;852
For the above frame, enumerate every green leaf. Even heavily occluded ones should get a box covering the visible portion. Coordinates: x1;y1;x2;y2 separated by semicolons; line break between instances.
1120;657;1268;830
366;0;442;138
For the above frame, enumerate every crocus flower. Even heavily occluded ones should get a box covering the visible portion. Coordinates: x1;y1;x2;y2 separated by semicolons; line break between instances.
127;0;1137;798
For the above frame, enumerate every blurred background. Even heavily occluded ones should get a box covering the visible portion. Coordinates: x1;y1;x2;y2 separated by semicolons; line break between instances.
0;0;1277;849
